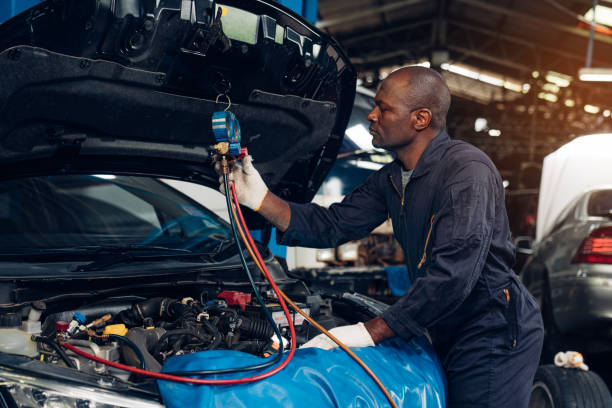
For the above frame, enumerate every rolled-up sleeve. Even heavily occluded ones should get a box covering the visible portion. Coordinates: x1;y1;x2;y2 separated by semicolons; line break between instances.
277;171;388;248
381;162;497;340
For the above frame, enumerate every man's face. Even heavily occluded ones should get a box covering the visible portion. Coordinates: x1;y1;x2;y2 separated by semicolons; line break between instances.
366;77;416;151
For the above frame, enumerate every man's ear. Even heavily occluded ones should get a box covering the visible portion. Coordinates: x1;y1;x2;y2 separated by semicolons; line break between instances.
414;108;432;130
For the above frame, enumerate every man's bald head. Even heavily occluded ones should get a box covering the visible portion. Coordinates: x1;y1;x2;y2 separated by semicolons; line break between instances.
383;66;451;130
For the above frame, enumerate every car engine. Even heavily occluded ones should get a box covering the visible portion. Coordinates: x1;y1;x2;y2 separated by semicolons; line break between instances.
2;287;347;379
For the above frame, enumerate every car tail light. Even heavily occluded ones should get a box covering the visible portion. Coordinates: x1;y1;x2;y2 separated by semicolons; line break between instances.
572;226;612;264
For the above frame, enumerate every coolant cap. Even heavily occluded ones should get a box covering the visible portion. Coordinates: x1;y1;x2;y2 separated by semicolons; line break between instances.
55;320;70;332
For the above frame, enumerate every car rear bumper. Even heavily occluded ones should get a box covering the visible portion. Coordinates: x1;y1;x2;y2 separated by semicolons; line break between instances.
550;265;612;335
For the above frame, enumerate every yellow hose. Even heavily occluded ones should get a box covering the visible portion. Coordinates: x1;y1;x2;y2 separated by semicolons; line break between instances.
229;202;398;408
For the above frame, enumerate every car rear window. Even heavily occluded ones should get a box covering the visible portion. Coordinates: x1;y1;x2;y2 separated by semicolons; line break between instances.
588;190;612;217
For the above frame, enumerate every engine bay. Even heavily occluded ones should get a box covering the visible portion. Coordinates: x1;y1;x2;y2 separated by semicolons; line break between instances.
0;282;377;383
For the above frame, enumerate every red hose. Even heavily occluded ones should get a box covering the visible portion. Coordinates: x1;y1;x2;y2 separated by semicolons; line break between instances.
61;181;296;384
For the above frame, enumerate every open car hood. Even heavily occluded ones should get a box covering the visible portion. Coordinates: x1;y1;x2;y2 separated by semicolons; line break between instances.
0;0;356;212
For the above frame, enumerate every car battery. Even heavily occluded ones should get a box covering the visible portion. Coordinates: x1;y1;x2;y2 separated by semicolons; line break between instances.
245;303;310;327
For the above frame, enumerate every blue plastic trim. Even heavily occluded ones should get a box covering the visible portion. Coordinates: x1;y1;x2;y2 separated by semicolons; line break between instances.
277;0;318;24
0;0;41;24
250;228;287;258
385;266;412;296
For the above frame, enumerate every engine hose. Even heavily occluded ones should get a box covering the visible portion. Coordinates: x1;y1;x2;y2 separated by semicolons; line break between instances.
228;183;398;408
200;317;222;350
60;175;296;385
35;336;76;369
152;329;209;359
109;334;146;370
239;316;275;340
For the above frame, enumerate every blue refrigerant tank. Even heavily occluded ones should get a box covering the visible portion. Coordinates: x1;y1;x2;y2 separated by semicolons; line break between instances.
158;336;446;408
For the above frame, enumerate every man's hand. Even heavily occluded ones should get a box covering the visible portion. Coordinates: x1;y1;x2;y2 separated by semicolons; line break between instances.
300;322;375;350
217;155;268;211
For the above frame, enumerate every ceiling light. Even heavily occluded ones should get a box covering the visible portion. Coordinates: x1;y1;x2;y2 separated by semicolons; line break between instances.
584;5;612;28
474;118;488;132
478;74;504;86
488;129;501;137
545;71;572;87
579;67;612;81
522;83;531;93
564;99;575;107
445;64;480;79
411;61;431;68
347;160;384;171
584;104;600;114
502;180;510;188
538;92;558;103
542;83;560;93
604;109;611;117
503;81;522;92
532;71;540;78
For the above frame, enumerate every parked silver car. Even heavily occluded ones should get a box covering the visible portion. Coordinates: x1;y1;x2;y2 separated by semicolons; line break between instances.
522;186;612;360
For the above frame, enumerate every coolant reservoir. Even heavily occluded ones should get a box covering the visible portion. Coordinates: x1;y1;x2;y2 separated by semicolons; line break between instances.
0;302;45;357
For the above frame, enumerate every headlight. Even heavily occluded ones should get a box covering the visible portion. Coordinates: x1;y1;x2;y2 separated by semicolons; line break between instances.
316;248;335;262
0;368;163;408
337;242;359;262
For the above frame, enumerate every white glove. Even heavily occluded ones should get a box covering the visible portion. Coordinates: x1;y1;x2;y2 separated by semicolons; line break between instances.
300;322;375;350
554;351;589;371
218;155;268;211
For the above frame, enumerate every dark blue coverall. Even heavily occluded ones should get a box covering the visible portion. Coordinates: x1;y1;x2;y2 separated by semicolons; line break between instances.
278;130;544;407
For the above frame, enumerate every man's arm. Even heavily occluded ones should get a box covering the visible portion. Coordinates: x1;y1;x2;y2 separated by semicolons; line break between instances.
257;191;291;232
364;317;396;343
223;155;389;249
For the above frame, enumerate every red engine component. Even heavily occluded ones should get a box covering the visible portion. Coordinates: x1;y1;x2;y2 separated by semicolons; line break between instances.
217;291;252;311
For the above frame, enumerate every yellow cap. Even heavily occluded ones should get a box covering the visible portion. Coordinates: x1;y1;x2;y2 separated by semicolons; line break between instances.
103;324;128;337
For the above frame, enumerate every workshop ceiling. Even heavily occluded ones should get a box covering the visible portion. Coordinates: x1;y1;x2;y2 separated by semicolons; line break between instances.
317;0;612;187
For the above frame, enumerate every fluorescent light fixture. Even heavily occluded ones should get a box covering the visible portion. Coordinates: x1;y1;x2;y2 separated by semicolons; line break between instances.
584;5;612;28
441;63;522;93
345;124;374;150
604;109;611;117
537;92;558;103
478;74;504;86
545;71;572;87
411;60;431;68
584;104;600;114
579;67;612;82
93;175;116;180
542;83;560;93
347;160;384;171
474;118;488;132
488;129;501;137
446;63;479;79
565;99;575;107
503;81;522;92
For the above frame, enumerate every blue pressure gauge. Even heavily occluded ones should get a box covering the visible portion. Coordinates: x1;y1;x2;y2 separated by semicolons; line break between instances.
212;110;242;156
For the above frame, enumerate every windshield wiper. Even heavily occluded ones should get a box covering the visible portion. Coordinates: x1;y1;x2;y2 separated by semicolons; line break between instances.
71;245;218;272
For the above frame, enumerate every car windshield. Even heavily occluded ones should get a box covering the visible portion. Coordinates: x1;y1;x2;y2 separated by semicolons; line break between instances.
588;189;612;216
0;175;232;254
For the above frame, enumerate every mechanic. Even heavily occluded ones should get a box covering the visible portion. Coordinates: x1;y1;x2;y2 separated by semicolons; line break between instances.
219;66;544;408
